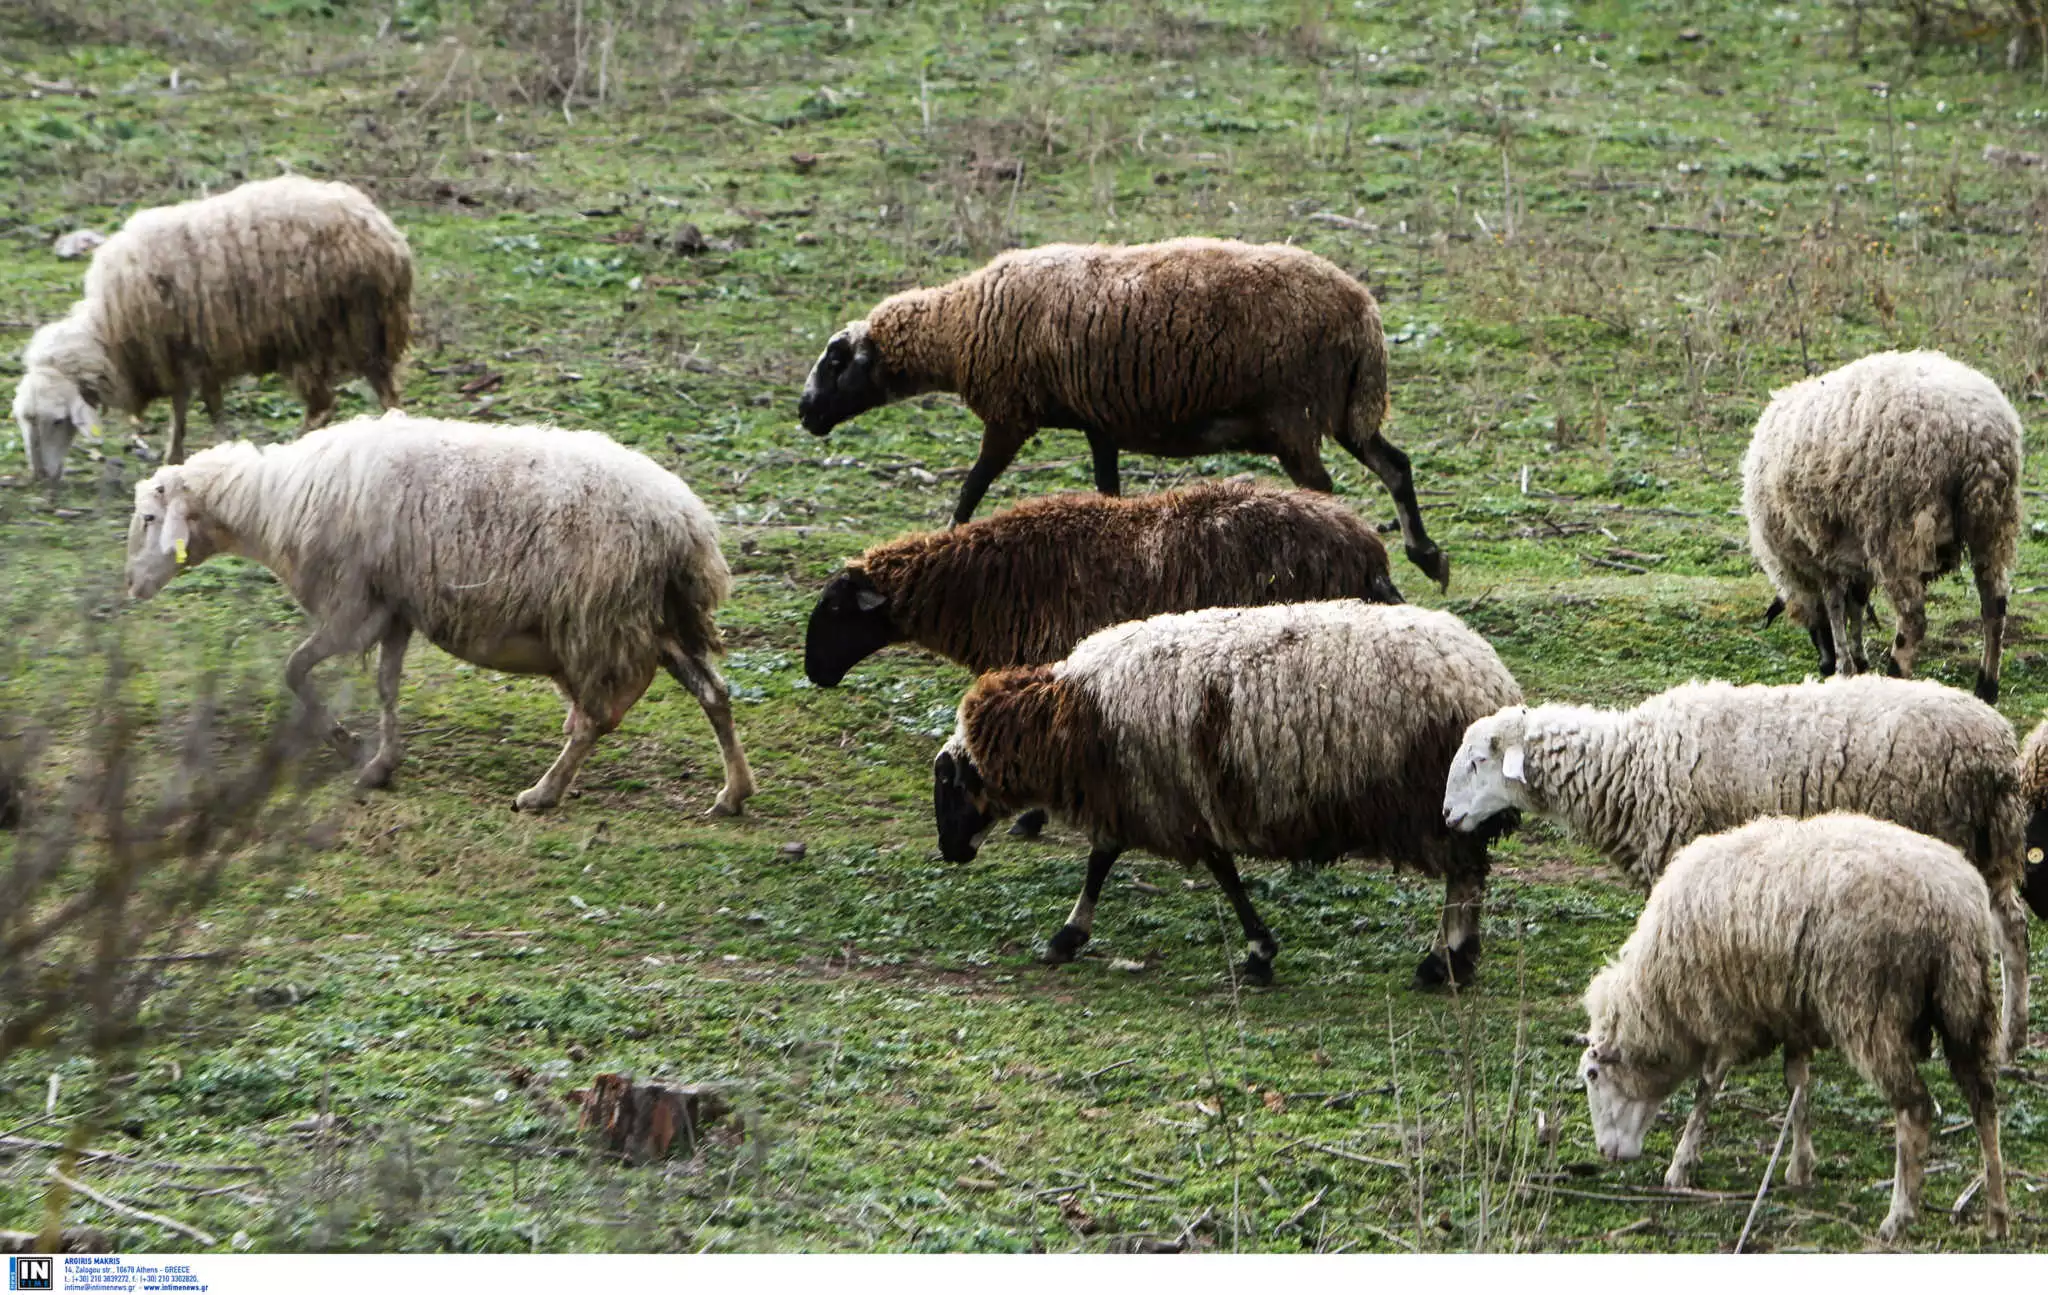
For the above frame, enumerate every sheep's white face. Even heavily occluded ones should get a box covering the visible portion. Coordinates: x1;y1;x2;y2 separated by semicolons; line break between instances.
1579;1043;1671;1162
12;367;96;482
126;471;193;600
1442;708;1530;831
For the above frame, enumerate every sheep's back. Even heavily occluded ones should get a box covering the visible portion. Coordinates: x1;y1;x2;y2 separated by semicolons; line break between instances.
958;239;1380;429
1059;601;1520;861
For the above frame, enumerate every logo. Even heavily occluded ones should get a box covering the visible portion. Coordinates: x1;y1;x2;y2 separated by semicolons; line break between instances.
7;1257;52;1292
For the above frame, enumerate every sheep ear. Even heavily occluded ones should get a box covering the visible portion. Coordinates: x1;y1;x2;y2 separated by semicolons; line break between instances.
160;493;191;560
1501;742;1525;784
855;588;887;613
68;389;97;434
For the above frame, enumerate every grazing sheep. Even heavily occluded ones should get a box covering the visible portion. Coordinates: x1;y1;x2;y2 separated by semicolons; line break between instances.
13;176;412;479
2016;718;2048;920
1442;676;2031;1057
123;414;754;815
1743;350;2021;702
1580;813;2007;1243
797;237;1449;588
934;601;1522;986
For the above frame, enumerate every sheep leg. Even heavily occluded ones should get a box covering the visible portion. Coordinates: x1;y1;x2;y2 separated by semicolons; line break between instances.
356;621;413;790
1662;1059;1728;1190
1046;846;1119;964
1782;1050;1815;1188
1334;429;1447;591
1200;851;1279;985
1881;574;1927;679
201;381;224;427
951;424;1028;526
299;379;336;431
516;701;609;812
1843;581;1872;674
1949;1046;2010;1239
168;387;189;466
1008;808;1049;839
1994;887;2030;1058
1973;562;2009;704
283;613;389;758
662;647;757;817
1414;864;1486;989
1879;1083;1933;1243
1085;432;1120;497
1820;585;1855;677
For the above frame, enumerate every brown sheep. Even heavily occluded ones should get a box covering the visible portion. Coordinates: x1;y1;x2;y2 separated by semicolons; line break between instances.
796;237;1448;588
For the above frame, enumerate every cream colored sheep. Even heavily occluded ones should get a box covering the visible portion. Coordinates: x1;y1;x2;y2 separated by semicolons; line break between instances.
1441;675;2031;1057
123;414;753;816
13;176;412;479
1580;813;2007;1243
797;237;1449;588
1742;350;2021;702
936;601;1521;987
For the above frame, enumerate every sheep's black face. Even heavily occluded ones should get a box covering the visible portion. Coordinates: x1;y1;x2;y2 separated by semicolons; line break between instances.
798;326;888;437
805;569;902;686
934;749;997;863
2024;811;2048;921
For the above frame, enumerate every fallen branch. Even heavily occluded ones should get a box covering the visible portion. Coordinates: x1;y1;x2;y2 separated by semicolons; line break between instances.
1307;212;1379;233
1734;1085;1800;1253
1274;1186;1329;1234
49;1167;219;1248
0;1136;263;1176
1581;555;1651;575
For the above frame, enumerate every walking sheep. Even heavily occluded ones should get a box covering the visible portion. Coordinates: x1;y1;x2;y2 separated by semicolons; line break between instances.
122;414;754;816
13;176;412;480
1743;350;2021;702
934;601;1522;986
1579;813;2007;1243
1441;676;2031;1056
796;237;1449;588
2017;718;2048;920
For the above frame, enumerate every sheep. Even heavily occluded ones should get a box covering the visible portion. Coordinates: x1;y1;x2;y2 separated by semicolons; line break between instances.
1742;349;2022;703
1441;675;2031;1057
13;176;413;480
796;237;1449;589
2016;718;2048;920
1579;813;2007;1243
122;413;754;816
933;601;1522;986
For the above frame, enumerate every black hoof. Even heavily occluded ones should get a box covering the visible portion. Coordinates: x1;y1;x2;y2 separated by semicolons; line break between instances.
1045;923;1090;964
1412;940;1480;990
1976;673;2000;705
1885;658;1904;678
1008;809;1048;839
1238;955;1275;987
1407;544;1450;593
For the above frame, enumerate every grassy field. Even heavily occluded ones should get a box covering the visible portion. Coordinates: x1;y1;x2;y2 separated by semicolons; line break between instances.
5;0;2048;1254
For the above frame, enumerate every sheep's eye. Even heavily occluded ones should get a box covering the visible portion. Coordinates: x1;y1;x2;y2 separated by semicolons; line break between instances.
142;514;157;525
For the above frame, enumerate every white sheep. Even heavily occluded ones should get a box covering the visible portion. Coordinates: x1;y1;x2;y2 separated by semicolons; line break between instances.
934;601;1522;986
1579;813;2007;1243
1441;675;2031;1056
1742;349;2022;702
14;176;412;480
123;413;754;815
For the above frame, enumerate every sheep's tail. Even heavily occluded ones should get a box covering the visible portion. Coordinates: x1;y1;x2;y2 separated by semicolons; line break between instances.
661;557;728;661
1932;913;2005;1071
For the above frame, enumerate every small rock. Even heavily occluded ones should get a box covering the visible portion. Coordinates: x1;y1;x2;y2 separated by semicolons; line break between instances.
53;229;105;259
794;231;820;246
1677;27;1703;41
1108;958;1147;973
790;151;820;173
779;841;806;858
667;223;709;255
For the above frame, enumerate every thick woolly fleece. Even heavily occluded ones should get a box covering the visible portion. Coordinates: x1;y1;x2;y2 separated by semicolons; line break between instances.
14;176;412;474
817;482;1400;680
955;601;1521;870
1585;812;2006;1241
1741;349;2020;694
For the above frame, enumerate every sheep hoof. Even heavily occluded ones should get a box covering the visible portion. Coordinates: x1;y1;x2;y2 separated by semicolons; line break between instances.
1662;1165;1691;1191
1975;673;2000;705
1044;924;1089;964
1985;1208;2011;1242
355;762;395;791
1785;1159;1815;1190
702;799;742;819
1412;940;1480;990
1237;954;1275;986
1007;809;1048;839
1406;543;1451;593
512;787;560;812
1877;1212;1911;1245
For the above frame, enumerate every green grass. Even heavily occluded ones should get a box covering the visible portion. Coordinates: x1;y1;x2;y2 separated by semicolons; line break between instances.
5;0;2048;1253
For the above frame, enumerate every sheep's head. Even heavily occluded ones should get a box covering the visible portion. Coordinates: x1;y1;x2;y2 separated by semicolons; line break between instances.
933;728;1000;863
126;469;205;600
805;567;903;687
1577;1040;1675;1162
2026;811;2048;922
798;320;890;437
1442;706;1532;831
12;364;98;483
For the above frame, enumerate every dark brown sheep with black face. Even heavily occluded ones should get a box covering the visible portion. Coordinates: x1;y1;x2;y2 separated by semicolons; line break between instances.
2018;718;2048;920
804;482;1403;687
797;237;1449;588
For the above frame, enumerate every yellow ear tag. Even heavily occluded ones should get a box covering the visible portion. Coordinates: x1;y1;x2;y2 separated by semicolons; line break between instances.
173;538;188;566
2031;847;2044;865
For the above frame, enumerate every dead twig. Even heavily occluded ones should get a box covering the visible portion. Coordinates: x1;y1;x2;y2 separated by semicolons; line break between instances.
48;1167;219;1248
1734;1085;1800;1253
